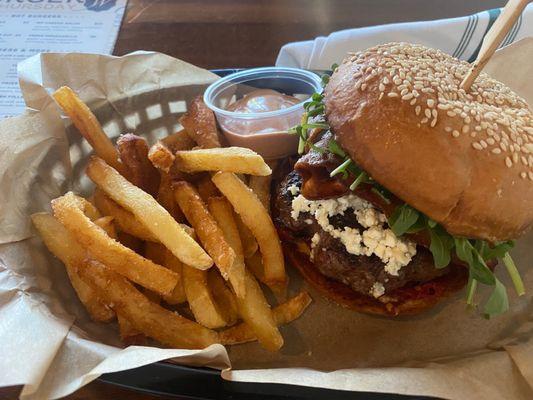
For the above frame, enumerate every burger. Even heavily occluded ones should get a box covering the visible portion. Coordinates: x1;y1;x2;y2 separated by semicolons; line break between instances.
274;43;532;317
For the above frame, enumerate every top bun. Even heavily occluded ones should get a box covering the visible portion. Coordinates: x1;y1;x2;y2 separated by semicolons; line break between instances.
324;43;533;242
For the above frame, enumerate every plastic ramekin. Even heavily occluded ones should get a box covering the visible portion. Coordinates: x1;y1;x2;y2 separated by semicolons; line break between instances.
203;67;322;159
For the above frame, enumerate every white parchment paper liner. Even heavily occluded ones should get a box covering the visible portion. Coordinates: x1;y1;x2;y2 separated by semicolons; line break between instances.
0;41;532;399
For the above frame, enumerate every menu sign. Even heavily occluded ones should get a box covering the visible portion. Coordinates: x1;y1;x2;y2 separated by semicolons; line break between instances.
0;0;127;118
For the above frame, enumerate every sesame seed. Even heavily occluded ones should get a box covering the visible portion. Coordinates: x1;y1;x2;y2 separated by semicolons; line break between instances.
346;43;532;166
521;172;527;179
505;157;513;168
529;172;533;181
473;143;483;150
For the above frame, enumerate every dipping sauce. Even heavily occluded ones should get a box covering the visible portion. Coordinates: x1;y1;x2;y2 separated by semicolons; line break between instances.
203;67;323;159
214;89;303;159
227;89;300;115
224;89;301;135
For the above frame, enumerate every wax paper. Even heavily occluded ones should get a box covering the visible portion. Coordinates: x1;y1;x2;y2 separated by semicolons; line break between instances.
0;43;532;399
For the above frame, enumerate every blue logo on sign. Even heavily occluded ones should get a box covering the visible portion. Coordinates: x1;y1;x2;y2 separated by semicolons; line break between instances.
84;0;116;11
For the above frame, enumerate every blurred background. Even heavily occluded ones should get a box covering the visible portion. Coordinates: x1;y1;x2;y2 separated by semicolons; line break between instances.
119;0;506;68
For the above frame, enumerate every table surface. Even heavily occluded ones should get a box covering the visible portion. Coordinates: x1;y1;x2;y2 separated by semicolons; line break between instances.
4;0;506;398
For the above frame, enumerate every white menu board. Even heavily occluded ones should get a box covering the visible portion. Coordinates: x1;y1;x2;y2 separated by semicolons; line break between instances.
0;0;127;118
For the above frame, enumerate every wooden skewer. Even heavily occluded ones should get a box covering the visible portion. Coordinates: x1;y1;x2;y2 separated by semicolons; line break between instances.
460;0;529;91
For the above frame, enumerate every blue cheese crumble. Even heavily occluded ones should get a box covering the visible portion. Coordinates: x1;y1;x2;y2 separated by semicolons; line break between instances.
370;282;385;298
291;193;416;276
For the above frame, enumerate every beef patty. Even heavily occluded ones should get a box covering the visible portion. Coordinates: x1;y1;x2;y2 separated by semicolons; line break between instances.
274;170;449;297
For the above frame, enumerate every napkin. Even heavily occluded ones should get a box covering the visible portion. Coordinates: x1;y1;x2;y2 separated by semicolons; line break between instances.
276;5;533;69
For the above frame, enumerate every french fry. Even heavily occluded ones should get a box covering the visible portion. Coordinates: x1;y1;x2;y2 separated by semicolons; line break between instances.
160;129;196;152
87;156;212;269
52;86;125;175
93;216;117;238
174;147;271;176
180;96;222;148
143;241;166;264
196;175;220;202
148;142;175;173
149;130;196;173
117;133;160;195
31;213;114;322
249;175;272;211
207;269;239;326
162;249;187;305
245;250;267;285
157;172;185;222
236;216;258;257
220;292;312;345
52;192;179;295
117;313;146;346
173;181;234;275
211;172;286;288
116;231;143;253
142;288;162;305
179;223;196;238
94;189;157;242
79;259;219;349
182;263;228;329
207;196;245;298
234;271;283;351
144;242;187;305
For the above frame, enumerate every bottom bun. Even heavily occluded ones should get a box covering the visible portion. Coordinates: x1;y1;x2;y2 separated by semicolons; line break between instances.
284;241;468;316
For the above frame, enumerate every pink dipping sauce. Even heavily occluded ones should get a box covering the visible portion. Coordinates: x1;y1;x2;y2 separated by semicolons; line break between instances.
218;89;302;159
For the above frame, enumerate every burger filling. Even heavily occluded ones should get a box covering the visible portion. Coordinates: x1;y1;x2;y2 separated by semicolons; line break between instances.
275;170;450;299
280;84;522;317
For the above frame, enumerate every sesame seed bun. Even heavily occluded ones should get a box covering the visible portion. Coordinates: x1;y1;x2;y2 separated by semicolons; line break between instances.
324;43;533;242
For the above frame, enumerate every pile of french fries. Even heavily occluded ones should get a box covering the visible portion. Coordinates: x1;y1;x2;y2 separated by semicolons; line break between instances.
32;88;311;351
